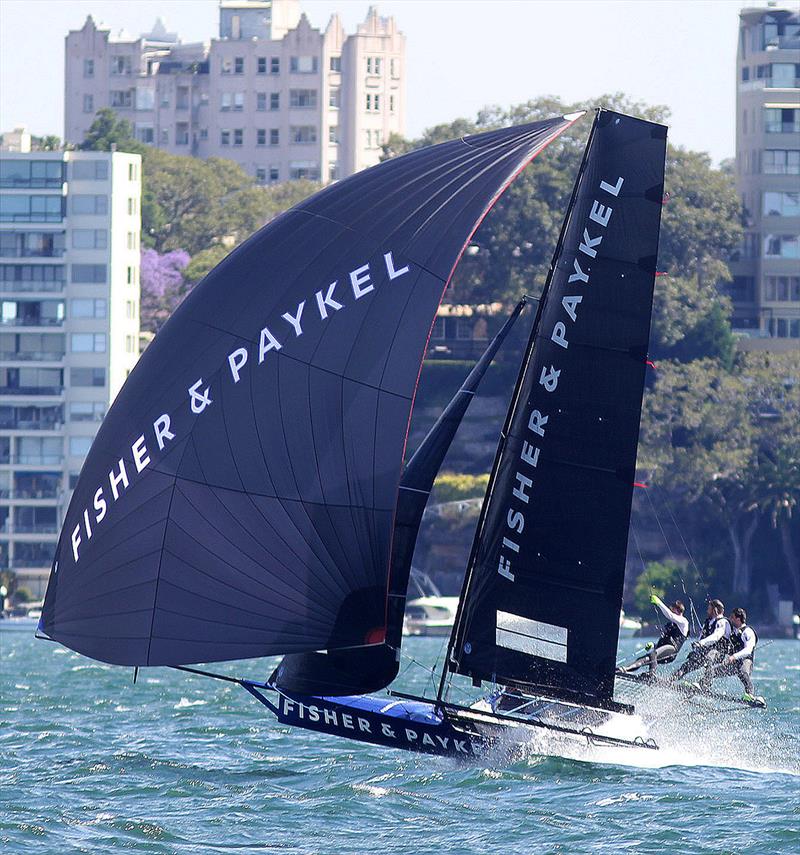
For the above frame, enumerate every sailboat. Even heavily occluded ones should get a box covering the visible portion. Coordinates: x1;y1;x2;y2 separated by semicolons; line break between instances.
39;108;671;759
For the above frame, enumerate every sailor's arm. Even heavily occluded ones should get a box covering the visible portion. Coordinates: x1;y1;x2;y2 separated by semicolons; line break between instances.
654;599;690;637
698;620;724;647
731;627;756;661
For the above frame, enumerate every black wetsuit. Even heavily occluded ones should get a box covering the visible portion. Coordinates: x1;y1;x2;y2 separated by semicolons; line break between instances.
672;614;731;680
701;625;757;693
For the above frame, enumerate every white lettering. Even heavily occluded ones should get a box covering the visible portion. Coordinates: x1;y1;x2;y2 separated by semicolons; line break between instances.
153;414;175;451
562;295;583;322
435;736;450;749
513;472;532;503
384;251;409;280
498;555;515;582
569;257;589;284
600;176;624;197
282;301;305;337
528;410;548;437
83;508;92;540
258;326;282;362
308;705;320;722
323;708;337;726
94;487;107;524
381;723;396;738
71;525;82;563
358;717;371;733
579;228;602;258
502;536;519;553
350;263;373;299
521;441;540;468
108;458;129;501
405;728;418;742
589;200;612;228
315;282;343;319
539;366;561;393
551;321;569;349
507;508;525;533
132;435;150;473
228;347;248;383
422;733;436;747
342;713;354;730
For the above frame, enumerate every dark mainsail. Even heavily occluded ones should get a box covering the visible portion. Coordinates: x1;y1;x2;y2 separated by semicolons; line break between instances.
40;116;577;667
447;110;667;708
272;299;528;695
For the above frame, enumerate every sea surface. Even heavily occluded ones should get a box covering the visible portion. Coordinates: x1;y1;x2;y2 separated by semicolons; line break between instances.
2;631;798;854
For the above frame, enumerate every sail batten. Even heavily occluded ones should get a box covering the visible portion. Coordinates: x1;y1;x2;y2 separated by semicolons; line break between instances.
41;116;575;667
446;110;667;708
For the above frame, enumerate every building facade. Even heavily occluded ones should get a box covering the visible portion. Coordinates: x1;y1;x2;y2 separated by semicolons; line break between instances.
0;150;141;596
731;6;800;350
64;1;406;184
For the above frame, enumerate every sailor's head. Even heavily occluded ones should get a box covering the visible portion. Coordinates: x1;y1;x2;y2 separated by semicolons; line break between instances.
707;599;724;618
671;600;685;617
730;607;747;628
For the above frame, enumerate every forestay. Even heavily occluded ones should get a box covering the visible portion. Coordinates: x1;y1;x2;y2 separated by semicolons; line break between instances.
40;116;575;667
448;110;667;709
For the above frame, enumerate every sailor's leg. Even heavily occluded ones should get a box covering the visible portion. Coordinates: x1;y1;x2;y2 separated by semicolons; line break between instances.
650;644;676;675
700;657;734;689
737;659;754;695
620;655;649;673
672;650;703;680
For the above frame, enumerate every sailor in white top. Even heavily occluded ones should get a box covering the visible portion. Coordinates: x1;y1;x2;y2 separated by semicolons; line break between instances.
619;595;688;676
671;598;731;681
701;607;760;700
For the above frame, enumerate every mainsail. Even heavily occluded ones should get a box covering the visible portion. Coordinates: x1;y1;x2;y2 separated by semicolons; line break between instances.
447;110;667;709
40;116;577;667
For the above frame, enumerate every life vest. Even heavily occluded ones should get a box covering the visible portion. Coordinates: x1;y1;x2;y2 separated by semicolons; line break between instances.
700;615;732;654
657;620;686;653
730;625;758;662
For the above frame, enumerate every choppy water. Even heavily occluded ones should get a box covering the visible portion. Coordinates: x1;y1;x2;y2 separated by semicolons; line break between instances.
2;632;798;854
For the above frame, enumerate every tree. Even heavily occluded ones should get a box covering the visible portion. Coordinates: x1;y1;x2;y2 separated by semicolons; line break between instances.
80;108;143;153
632;560;700;616
139;249;190;334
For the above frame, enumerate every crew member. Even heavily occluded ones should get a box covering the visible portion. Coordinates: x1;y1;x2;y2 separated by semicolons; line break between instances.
671;598;731;681
700;607;763;703
619;594;688;676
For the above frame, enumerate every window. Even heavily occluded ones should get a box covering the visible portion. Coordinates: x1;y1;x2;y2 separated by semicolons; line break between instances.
199;128;208;140
366;57;382;75
69;401;105;422
69;437;93;457
291;126;317;144
234;57;244;74
256;167;267;183
71;333;106;353
126;232;137;250
233;129;243;146
257;129;267;146
765;107;800;134
365;93;380;111
221;57;232;75
269;166;279;182
110;90;133;108
70;367;105;387
111;55;131;75
70;298;106;319
764;234;800;258
390;94;395;113
764;150;800;174
71;161;108;181
125;300;136;319
71;195;107;215
0;231;66;258
769;62;799;88
136;87;155;111
290;89;317;108
71;264;106;284
127;197;137;215
290;56;318;73
391;58;399;78
0;160;64;189
221;129;231;146
257;92;267;111
328;161;339;181
330;56;341;72
271;57;280;74
270;129;279;146
84;59;94;77
764;276;800;302
329;126;339;144
221;92;232;111
0;264;65;292
71;229;107;250
159;128;169;145
83;94;94;113
257;57;267;74
0;195;64;223
125;334;136;353
431;317;445;340
270;92;280;110
234;92;244;111
329;88;340;108
768;316;800;339
126;266;134;285
136;125;154;144
289;162;319;180
763;191;800;217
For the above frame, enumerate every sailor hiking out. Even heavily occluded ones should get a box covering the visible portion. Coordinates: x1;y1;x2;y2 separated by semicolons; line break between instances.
619;594;688;676
670;599;732;682
700;608;764;704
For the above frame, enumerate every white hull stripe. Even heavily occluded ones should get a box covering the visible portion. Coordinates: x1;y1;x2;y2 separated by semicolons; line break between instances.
496;611;568;663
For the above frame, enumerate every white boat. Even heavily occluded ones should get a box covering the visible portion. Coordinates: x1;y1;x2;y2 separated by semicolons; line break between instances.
0;608;41;631
403;596;460;636
619;610;642;638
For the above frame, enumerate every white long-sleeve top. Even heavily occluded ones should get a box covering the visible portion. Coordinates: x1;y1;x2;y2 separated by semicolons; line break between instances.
655;599;689;637
698;615;730;648
732;626;757;661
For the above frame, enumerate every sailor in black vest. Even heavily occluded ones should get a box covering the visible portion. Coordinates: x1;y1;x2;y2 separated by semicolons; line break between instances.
619;595;688;676
700;607;763;703
671;598;731;681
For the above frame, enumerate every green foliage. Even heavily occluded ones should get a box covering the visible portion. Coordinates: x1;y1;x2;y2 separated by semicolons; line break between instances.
416;359;518;407
632;560;688;615
183;246;230;285
13;586;34;604
665;301;735;367
433;472;490;503
80;108;143;153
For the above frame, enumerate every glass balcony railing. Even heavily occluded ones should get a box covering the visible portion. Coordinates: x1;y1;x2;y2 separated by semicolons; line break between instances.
12;454;63;465
0;316;64;327
13;523;59;533
0;279;64;293
0;351;65;362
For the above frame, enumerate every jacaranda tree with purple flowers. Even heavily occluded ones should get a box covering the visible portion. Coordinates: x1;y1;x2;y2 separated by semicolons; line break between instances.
140;248;191;334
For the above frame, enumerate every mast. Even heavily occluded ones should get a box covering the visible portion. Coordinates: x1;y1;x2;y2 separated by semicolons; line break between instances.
440;110;668;710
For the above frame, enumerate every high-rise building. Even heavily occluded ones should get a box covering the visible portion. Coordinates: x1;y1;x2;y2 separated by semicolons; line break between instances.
64;1;406;184
0;150;142;597
731;5;799;350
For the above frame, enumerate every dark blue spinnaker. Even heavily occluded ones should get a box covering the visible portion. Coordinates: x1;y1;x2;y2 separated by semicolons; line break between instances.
40;116;577;667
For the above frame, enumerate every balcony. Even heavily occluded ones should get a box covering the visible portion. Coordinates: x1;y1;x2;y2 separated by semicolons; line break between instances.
13;523;59;534
0;351;65;362
0;387;63;397
0;279;64;294
0;317;64;327
12;454;63;465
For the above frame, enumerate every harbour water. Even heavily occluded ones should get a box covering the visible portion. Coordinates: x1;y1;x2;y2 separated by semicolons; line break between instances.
2;632;798;854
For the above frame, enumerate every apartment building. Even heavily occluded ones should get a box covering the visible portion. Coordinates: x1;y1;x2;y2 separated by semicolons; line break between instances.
0;150;141;596
64;1;406;184
730;5;800;350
